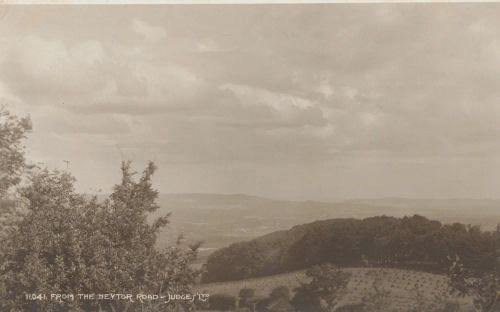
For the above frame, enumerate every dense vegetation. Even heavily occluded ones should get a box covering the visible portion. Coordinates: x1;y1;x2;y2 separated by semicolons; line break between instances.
0;108;201;311
203;215;499;283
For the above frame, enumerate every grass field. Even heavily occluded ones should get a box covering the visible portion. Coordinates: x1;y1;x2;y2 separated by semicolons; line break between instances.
196;267;474;311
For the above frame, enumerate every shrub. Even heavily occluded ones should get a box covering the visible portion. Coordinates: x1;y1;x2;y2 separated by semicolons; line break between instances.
270;286;291;301
0;162;200;311
209;294;237;311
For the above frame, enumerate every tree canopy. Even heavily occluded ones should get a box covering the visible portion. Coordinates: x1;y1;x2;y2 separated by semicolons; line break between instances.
204;216;499;283
292;264;351;312
0;108;200;311
0;106;31;217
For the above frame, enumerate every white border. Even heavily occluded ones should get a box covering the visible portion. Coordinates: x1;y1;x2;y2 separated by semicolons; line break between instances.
2;0;500;5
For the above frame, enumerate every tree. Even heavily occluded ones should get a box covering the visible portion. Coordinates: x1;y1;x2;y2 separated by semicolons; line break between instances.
208;294;236;311
0;107;31;225
448;255;499;312
0;162;200;311
270;286;291;301
239;287;256;309
292;264;351;312
0;106;31;197
239;287;256;300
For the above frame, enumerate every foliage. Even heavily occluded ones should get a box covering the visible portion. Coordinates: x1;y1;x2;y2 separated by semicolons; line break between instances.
239;287;256;300
448;254;499;312
208;293;236;311
204;216;499;282
0;106;32;198
292;264;351;312
203;240;272;282
0;162;200;311
0;107;32;234
238;287;256;309
270;286;291;301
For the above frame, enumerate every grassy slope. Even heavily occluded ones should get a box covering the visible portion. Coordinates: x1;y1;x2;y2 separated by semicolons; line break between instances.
196;267;473;311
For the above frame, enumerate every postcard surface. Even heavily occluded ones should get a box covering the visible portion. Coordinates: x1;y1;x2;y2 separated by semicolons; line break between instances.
0;2;499;312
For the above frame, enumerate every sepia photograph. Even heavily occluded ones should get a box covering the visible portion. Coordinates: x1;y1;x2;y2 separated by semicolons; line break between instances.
0;1;499;311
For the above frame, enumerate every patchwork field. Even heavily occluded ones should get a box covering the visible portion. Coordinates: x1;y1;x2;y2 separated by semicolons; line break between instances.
196;267;474;311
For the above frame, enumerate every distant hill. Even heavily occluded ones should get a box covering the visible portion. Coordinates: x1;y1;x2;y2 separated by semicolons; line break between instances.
345;197;500;230
151;194;500;258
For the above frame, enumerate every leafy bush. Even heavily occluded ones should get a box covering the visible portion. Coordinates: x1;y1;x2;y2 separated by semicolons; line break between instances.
239;287;256;300
0;162;200;311
270;286;291;301
292;264;351;312
209;293;236;311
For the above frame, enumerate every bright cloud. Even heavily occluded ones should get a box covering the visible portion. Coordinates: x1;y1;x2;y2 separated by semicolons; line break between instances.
132;19;166;43
2;5;500;199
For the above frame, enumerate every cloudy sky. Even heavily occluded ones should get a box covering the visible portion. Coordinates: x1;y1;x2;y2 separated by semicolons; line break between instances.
1;4;500;200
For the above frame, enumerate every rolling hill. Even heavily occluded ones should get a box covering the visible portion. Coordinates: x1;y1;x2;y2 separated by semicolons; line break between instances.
201;215;498;282
152;194;500;257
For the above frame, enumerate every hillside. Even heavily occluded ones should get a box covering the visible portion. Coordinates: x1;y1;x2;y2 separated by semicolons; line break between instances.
152;194;500;257
197;267;473;312
202;215;499;283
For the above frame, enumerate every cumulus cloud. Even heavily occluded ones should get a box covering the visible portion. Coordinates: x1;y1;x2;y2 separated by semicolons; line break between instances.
67;63;207;115
132;19;166;43
2;4;500;198
0;35;108;97
196;38;220;53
